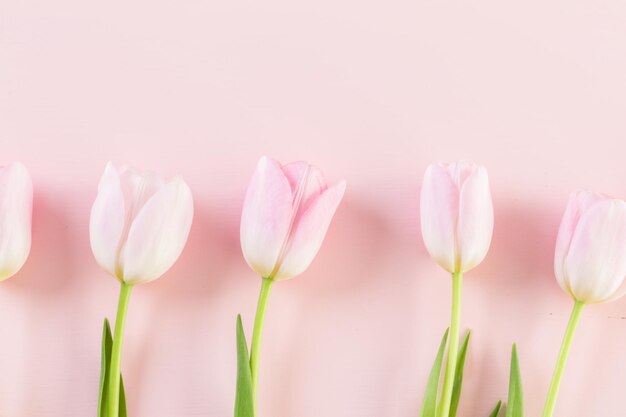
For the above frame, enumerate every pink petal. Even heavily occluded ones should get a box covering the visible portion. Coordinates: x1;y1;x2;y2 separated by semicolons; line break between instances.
89;162;126;278
445;161;477;189
282;161;326;212
121;176;194;284
420;164;458;273
281;161;309;192
457;165;493;272
274;180;346;280
118;166;166;224
554;191;606;293
240;156;293;278
564;199;626;303
0;162;33;280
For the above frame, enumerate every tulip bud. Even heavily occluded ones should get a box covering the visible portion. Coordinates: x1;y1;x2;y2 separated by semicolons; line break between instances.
240;156;346;280
420;161;493;273
0;163;33;281
89;162;194;285
554;191;626;304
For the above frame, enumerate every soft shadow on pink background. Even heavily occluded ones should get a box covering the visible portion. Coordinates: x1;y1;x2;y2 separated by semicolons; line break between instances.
2;0;626;416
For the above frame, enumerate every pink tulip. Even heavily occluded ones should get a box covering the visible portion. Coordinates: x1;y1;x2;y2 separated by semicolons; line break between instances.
90;162;194;285
543;192;626;417
554;191;626;303
240;156;346;280
0;162;33;281
420;161;493;273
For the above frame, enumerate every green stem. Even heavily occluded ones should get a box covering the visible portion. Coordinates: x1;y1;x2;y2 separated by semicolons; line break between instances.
108;282;133;417
249;277;274;408
438;271;463;417
542;300;585;417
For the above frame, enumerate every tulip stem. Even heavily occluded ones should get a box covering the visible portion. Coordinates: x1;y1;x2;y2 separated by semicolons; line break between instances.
108;282;133;417
250;277;274;409
438;271;463;417
542;300;585;417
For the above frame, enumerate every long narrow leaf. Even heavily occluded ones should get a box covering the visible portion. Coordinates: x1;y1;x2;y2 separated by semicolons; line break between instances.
98;319;113;417
505;344;523;417
97;318;129;417
488;400;502;417
420;328;449;417
449;330;471;417
119;377;127;417
234;315;254;417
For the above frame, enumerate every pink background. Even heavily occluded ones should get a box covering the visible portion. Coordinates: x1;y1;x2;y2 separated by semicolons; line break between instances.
1;0;626;416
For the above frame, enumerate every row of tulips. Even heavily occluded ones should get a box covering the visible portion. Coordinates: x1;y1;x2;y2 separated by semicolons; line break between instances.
419;162;626;417
0;158;621;417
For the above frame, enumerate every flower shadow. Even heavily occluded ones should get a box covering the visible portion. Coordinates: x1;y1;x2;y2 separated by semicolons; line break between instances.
123;201;246;415
3;190;87;416
456;195;565;416
260;194;422;417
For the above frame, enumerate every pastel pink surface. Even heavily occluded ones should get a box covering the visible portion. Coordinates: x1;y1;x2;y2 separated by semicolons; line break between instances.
1;0;626;416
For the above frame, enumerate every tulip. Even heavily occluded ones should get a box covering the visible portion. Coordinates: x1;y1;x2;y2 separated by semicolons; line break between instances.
90;162;194;285
239;156;345;409
543;191;626;417
420;161;494;274
90;162;193;417
419;161;493;417
554;191;626;304
0;162;33;281
240;156;346;280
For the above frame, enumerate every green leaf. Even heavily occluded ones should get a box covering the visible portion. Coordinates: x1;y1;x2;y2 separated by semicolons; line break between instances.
119;377;127;417
234;315;255;417
488;400;502;417
449;330;471;417
505;344;523;417
98;319;113;417
97;318;128;417
420;328;449;417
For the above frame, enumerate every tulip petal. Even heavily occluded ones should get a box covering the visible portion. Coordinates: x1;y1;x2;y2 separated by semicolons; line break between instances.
0;163;33;280
274;180;346;279
120;177;194;284
281;161;308;192
282;162;325;211
554;191;605;293
90;162;125;278
240;157;294;278
118;167;165;225
420;164;458;273
457;166;493;272
446;161;476;189
564;199;626;303
604;277;626;303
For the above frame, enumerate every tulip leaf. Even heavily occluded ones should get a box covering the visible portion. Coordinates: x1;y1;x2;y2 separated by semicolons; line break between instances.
420;328;449;417
505;345;523;417
449;330;471;417
234;314;255;417
119;377;127;417
98;319;112;417
488;400;502;417
98;318;128;417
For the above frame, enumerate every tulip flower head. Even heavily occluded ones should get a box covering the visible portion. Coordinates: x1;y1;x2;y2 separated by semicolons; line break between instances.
554;191;626;304
420;161;494;274
0;162;33;281
90;162;194;285
240;156;346;280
